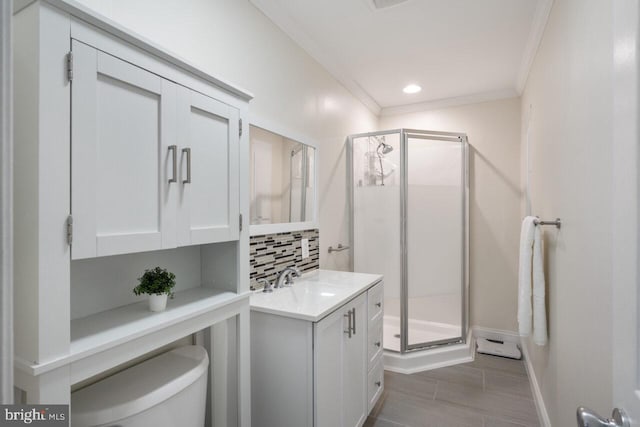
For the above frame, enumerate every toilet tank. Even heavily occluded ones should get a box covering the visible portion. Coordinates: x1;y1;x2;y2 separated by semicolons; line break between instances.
71;345;209;427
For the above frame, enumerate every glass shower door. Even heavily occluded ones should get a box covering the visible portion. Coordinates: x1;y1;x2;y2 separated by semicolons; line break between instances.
404;132;466;349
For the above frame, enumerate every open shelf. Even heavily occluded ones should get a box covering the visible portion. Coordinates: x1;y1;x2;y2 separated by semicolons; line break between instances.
71;287;244;361
17;287;248;378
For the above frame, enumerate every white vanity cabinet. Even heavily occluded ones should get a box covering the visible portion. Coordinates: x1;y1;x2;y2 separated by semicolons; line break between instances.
250;271;383;427
71;41;240;260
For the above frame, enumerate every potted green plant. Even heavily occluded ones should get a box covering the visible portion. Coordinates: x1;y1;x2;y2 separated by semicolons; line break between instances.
133;267;176;312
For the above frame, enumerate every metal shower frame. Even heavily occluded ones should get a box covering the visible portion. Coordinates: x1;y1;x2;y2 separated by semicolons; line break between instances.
347;128;469;354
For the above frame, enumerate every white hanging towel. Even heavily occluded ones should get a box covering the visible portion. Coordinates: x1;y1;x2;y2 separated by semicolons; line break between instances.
518;216;548;346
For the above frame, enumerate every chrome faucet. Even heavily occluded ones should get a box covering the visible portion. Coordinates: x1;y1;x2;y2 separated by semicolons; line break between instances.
275;267;302;288
258;278;273;293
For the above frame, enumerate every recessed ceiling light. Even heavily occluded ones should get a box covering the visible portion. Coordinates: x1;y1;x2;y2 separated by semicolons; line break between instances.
403;84;422;94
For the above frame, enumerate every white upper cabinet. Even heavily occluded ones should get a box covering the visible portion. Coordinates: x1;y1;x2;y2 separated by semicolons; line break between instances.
177;87;239;246
71;41;240;260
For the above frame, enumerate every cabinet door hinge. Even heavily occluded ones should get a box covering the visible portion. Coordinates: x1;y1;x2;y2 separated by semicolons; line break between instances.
66;52;74;82
239;214;243;232
239;119;243;138
66;215;73;245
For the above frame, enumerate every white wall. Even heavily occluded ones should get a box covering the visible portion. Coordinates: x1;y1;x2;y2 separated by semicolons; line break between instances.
520;0;613;425
380;97;522;333
74;0;379;272
0;0;13;403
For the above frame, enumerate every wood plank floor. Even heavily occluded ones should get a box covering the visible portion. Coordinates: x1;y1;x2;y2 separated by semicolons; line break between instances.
365;354;540;427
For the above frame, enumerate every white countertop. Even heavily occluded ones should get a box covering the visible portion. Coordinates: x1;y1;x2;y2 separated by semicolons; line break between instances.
250;269;383;322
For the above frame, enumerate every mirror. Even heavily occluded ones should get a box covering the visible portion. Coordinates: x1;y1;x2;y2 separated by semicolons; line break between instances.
250;125;316;229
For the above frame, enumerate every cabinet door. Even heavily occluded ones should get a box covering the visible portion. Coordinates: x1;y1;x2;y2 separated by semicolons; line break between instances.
315;293;367;427
177;87;240;246
314;304;344;427
71;40;177;259
342;293;368;427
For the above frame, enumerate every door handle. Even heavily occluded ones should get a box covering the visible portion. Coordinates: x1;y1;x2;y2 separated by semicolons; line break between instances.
577;407;629;427
168;145;177;183
182;147;191;184
344;310;352;338
351;308;356;335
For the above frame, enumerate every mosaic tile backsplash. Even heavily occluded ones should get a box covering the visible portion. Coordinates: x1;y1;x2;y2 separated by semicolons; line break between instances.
250;229;319;289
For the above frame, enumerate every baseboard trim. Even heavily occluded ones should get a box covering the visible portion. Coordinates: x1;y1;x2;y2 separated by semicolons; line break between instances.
520;337;552;427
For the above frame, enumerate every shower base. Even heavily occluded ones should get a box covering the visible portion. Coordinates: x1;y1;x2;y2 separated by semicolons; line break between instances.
382;316;474;374
383;315;462;352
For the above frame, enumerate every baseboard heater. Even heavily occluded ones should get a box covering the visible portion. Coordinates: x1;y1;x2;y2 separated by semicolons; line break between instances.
476;337;522;360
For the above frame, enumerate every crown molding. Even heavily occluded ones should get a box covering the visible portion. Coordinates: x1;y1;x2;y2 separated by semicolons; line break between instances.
253;0;545;116
380;88;519;116
516;0;554;94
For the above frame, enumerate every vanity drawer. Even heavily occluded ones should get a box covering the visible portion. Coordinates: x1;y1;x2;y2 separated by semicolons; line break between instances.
368;317;383;365
367;282;384;323
367;357;384;412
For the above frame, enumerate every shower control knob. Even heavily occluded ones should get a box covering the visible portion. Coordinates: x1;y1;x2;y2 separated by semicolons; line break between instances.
577;407;629;427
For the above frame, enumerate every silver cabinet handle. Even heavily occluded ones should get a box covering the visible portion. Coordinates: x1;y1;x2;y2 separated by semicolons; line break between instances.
168;145;177;183
344;310;352;338
182;147;191;184
352;308;356;335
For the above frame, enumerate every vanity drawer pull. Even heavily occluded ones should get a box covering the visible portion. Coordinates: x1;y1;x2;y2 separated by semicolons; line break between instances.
344;311;352;338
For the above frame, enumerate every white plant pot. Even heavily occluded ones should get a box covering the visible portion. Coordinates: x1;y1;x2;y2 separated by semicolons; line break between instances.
149;293;168;312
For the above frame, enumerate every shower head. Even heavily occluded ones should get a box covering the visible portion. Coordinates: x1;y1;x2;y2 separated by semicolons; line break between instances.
377;142;393;155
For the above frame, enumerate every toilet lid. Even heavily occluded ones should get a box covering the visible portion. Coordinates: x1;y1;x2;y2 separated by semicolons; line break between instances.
71;345;209;426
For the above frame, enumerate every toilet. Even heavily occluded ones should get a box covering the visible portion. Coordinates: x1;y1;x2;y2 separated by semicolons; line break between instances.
71;345;209;427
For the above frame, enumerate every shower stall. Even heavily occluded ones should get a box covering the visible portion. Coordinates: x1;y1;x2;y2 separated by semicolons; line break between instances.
348;129;469;360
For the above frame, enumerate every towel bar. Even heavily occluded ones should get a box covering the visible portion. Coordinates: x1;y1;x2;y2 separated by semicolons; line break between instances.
534;217;561;229
328;243;350;253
